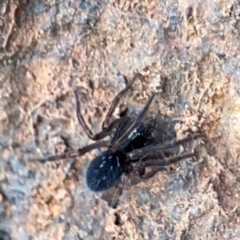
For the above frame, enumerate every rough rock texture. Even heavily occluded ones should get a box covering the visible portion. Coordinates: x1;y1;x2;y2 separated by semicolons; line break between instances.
0;0;240;239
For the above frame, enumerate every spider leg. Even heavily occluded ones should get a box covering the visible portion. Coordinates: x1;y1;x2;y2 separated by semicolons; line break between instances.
110;116;132;146
137;166;167;179
102;73;145;130
111;174;128;208
74;89;122;140
29;140;109;162
112;92;156;151
134;152;195;179
141;152;196;166
128;133;204;161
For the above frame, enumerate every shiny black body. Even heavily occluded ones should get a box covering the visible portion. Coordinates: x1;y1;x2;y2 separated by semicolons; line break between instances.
86;123;153;191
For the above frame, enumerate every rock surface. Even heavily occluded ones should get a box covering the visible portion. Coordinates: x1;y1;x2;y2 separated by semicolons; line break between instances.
0;0;240;239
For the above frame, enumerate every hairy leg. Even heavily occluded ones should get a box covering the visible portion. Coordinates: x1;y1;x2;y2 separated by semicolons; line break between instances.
102;73;144;130
110;174;128;208
112;92;156;151
128;133;204;160
29;140;109;162
74;89;122;140
135;152;195;179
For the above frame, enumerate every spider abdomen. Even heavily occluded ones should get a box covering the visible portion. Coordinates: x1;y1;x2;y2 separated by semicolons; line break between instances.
86;151;124;191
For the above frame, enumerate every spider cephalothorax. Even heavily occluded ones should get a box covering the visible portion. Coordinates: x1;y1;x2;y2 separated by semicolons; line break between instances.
86;122;155;191
31;73;203;207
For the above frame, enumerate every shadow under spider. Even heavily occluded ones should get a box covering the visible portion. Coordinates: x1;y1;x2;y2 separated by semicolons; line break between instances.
30;72;205;208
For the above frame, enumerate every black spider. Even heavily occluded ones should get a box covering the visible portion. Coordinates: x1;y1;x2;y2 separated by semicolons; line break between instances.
30;73;203;207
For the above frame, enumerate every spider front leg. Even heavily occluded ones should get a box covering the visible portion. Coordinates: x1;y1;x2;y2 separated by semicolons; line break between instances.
74;89;122;140
102;73;145;130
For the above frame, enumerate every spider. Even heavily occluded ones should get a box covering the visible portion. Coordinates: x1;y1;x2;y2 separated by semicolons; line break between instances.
31;73;204;207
